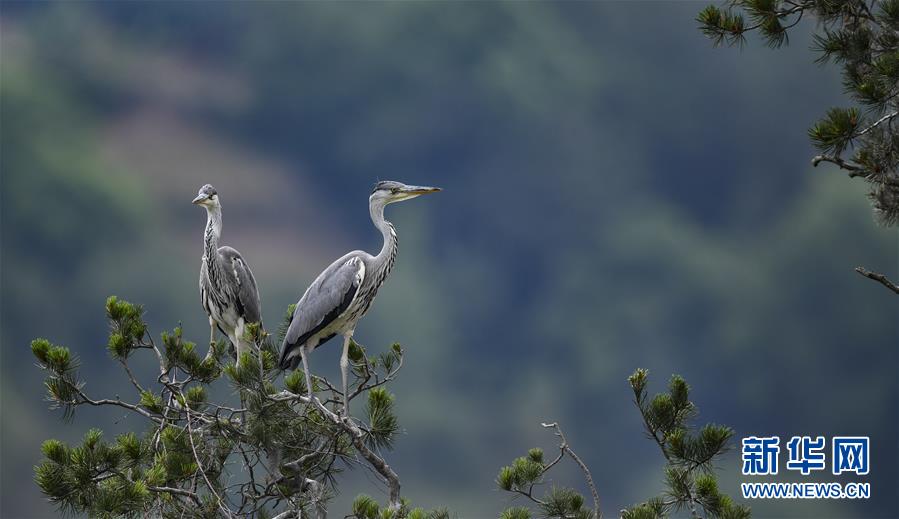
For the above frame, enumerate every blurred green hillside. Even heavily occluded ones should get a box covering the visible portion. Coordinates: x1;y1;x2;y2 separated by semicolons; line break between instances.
1;3;896;518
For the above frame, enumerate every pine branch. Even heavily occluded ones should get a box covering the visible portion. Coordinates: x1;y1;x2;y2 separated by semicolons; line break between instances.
858;110;898;137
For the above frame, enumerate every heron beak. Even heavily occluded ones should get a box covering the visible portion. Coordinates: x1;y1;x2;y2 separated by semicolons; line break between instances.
192;194;207;205
403;185;442;196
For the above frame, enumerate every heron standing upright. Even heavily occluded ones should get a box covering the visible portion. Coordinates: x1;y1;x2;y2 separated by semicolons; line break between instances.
193;184;263;366
279;181;440;416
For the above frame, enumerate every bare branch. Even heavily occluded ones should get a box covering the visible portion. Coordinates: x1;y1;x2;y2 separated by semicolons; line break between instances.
75;391;164;425
855;266;899;294
349;352;404;401
512;488;546;506
541;422;602;519
811;154;866;175
118;359;146;394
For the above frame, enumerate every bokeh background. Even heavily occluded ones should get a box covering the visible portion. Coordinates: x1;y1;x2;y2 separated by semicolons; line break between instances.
1;2;896;518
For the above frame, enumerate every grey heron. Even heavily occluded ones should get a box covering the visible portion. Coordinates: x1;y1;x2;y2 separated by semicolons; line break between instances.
193;184;263;366
278;181;441;416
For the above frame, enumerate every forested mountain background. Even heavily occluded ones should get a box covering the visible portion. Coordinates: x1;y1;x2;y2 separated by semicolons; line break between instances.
1;3;896;517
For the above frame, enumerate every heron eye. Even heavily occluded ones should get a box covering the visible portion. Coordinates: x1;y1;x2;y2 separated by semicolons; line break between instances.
391;189;399;194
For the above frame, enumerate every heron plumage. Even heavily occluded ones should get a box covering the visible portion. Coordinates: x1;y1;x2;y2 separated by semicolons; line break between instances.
195;185;262;364
277;181;438;416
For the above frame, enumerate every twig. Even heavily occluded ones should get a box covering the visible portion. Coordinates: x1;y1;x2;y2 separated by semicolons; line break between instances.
119;359;146;394
75;391;163;425
541;422;602;519
857;110;898;136
811;154;865;175
811;154;899;186
513;488;546;506
855;266;899;294
148;485;202;506
741;3;808;32
281;449;325;474
141;334;167;378
348;353;403;401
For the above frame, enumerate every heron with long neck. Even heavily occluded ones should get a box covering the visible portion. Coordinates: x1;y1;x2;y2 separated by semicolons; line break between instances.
193;184;262;366
279;181;440;416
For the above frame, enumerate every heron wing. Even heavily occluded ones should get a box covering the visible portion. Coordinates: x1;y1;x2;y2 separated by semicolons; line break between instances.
279;255;365;368
218;246;263;326
199;261;208;313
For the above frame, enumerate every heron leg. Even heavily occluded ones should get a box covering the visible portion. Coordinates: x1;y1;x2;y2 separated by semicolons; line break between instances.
231;328;247;419
340;332;353;419
236;319;247;362
300;347;314;401
233;318;247;367
205;317;216;361
229;334;242;367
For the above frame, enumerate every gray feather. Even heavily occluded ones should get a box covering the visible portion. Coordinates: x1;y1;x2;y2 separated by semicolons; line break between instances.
219;246;262;325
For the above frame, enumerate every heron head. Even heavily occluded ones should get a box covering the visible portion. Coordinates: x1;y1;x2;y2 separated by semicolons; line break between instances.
370;181;441;204
192;184;220;207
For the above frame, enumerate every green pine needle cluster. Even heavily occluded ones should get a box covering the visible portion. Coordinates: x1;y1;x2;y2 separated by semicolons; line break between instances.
32;338;82;420
365;388;399;450
539;487;591;519
698;0;899;225
497;452;547;493
161;326;220;383
105;296;147;360
500;506;533;519
697;5;748;47
34;429;158;518
809;107;861;156
697;0;795;49
349;494;450;519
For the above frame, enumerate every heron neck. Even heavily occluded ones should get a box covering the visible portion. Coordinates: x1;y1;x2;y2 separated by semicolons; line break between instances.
370;199;398;273
204;206;222;261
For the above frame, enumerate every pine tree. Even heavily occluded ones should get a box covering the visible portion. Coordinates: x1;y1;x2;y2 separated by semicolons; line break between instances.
31;296;448;518
697;0;899;293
